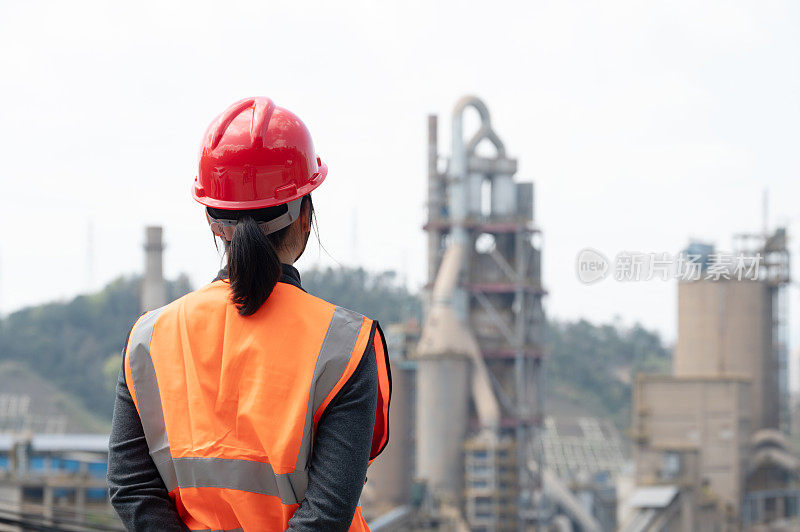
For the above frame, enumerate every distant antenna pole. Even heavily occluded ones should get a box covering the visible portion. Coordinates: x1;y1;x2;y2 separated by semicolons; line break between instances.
401;250;408;288
86;221;95;292
763;188;769;236
352;209;359;265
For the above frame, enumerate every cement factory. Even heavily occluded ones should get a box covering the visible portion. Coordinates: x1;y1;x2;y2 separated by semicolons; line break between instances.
1;96;800;531
360;97;800;532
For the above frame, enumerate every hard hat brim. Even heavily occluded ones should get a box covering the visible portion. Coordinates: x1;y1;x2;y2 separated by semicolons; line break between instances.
192;161;327;210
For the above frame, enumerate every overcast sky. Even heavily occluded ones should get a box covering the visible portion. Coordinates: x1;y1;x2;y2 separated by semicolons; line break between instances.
2;1;799;354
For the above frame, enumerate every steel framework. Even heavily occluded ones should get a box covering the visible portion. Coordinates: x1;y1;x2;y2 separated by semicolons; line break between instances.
424;96;546;530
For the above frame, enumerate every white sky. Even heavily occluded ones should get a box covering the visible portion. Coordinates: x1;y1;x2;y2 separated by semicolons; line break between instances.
1;1;799;357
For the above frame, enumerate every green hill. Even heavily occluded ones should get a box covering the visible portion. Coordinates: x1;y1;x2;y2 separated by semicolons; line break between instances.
0;360;108;433
302;267;422;324
0;267;670;429
547;319;671;428
0;275;191;420
0;268;419;422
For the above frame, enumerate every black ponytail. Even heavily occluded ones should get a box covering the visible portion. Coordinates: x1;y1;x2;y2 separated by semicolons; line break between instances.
208;196;313;316
227;216;282;316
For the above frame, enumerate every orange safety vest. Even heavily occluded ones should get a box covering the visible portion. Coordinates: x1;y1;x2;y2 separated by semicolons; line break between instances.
123;279;391;531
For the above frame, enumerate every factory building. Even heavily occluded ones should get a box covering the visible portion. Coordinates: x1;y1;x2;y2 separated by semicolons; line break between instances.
0;434;119;530
632;374;751;520
541;416;626;483
361;320;419;515
628;228;798;530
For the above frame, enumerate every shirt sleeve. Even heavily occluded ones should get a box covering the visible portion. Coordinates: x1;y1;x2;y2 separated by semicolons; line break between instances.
287;330;379;531
107;355;189;532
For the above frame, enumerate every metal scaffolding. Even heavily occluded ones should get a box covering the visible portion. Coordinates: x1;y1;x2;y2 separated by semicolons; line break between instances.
733;227;791;433
420;96;546;530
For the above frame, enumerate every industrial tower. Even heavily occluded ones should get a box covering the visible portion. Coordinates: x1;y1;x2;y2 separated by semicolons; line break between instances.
416;96;546;530
142;226;167;313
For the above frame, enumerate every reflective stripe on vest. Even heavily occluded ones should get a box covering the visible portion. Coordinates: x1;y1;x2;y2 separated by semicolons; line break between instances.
126;297;371;506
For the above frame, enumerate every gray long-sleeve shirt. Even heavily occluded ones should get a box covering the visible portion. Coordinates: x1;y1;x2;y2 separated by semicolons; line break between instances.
107;265;379;531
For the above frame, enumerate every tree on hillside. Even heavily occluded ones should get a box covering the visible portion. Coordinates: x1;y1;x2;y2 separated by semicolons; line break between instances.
302;267;421;325
0;276;191;419
547;319;671;428
0;267;418;421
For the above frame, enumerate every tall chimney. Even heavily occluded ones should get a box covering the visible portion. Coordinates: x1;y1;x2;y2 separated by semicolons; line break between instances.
142;226;167;312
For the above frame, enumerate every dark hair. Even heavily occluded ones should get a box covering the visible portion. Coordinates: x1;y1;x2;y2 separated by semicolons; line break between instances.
208;195;313;316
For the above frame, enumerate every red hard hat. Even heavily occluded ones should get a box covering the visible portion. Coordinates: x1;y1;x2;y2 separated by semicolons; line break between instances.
192;97;327;210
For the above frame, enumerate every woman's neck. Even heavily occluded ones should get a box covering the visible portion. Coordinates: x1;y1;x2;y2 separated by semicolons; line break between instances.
276;248;297;265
